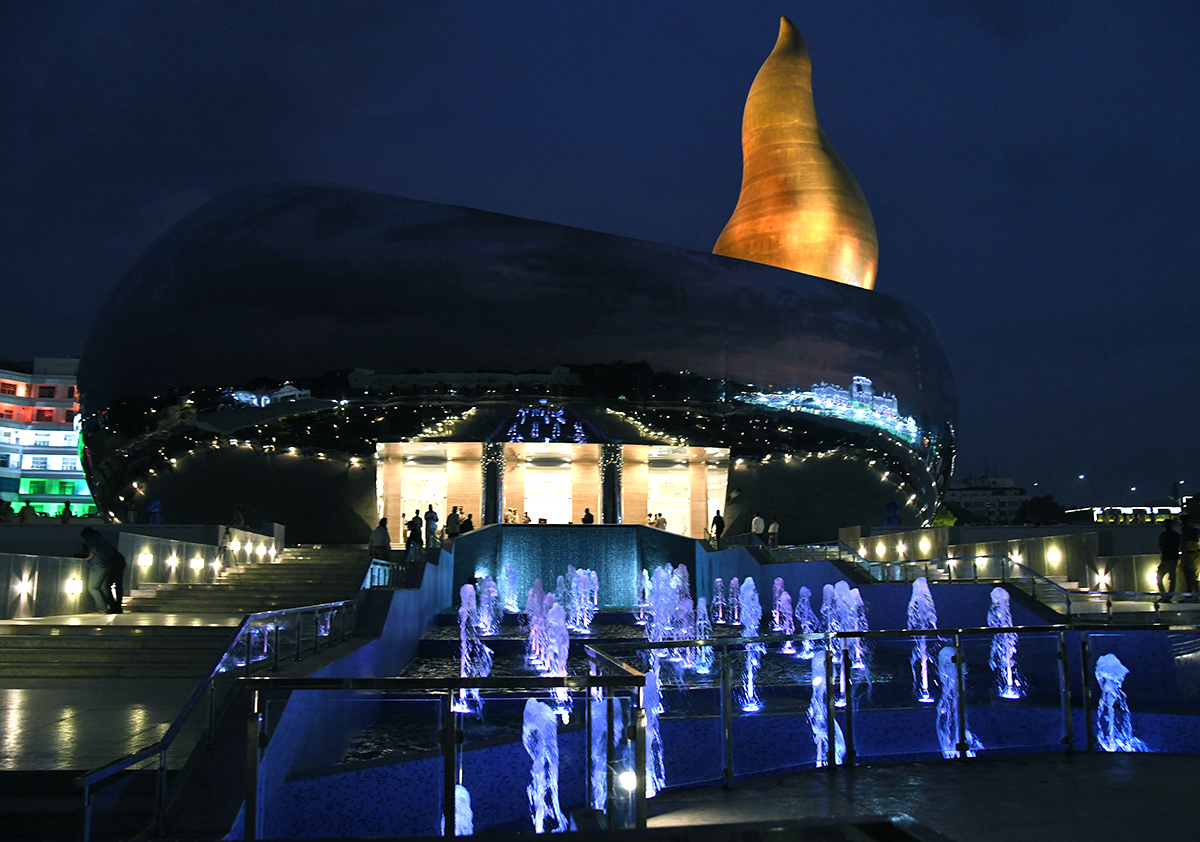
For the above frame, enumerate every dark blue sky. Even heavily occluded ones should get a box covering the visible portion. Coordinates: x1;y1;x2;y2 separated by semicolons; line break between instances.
2;1;1197;507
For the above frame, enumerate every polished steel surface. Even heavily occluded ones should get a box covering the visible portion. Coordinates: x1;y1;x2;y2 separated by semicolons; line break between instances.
714;17;879;289
79;185;952;542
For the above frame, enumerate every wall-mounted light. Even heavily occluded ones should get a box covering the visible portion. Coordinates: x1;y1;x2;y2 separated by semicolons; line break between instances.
1047;548;1062;566
256;545;267;557
137;553;154;568
65;577;83;595
167;555;179;568
189;557;204;570
896;542;906;556
919;538;931;554
229;539;241;554
15;579;32;597
875;543;885;557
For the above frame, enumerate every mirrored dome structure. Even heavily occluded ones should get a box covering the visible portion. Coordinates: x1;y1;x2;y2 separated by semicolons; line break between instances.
77;20;956;545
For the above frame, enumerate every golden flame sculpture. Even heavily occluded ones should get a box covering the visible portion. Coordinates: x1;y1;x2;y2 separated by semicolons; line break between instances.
714;17;878;290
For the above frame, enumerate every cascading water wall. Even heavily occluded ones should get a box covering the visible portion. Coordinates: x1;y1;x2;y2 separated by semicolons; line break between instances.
1095;653;1147;752
808;668;845;767
501;562;519;613
644;662;666;797
779;591;796;654
554;575;569;614
694;597;715;674
523;698;567;833
738;577;765;712
713;578;726;624
795;586;817;659
907;577;939;703
526;579;547;668
441;784;474;836
545;601;572;721
729;577;741;626
589;695;626;811
936;646;983;758
477;576;501;636
987;587;1022;700
455;584;493;715
772;577;785;631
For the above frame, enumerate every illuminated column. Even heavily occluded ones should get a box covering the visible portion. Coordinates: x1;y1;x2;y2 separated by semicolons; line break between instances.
481;442;505;525
688;447;709;539
621;445;649;527
504;443;526;522
446;442;482;523
599;444;622;524
378;443;406;524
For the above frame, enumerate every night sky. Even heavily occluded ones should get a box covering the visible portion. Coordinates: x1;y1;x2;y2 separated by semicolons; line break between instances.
2;1;1197;508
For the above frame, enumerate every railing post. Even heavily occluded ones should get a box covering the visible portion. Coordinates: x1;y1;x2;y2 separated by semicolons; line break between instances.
245;689;261;841
1057;631;1075;751
441;692;456;836
81;784;91;842
244;628;253;678
825;644;836;768
954;633;968;758
605;693;616;828
155;747;168;834
272;621;281;671
295;614;303;661
312;611;320;655
206;678;217;748
720;645;734;788
843;647;856;767
1080;634;1096;751
632;702;647;830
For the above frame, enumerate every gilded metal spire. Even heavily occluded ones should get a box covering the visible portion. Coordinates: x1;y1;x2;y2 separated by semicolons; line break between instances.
714;16;878;290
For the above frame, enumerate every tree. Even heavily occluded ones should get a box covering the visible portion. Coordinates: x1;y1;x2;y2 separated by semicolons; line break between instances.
1014;495;1068;525
932;505;958;526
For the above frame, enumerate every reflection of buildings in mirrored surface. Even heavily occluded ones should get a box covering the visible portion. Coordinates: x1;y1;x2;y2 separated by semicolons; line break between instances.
77;18;955;544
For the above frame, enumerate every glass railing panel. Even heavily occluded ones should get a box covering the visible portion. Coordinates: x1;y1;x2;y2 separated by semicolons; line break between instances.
849;635;944;763
259;694;444;839
1084;628;1200;753
955;631;1067;754
651;650;724;788
724;641;813;777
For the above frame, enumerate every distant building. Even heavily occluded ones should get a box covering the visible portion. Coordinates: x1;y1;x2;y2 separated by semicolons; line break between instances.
1067;501;1192;525
943;475;1030;524
0;358;96;518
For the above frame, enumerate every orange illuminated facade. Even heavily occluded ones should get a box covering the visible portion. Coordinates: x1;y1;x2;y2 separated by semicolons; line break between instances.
714;16;879;290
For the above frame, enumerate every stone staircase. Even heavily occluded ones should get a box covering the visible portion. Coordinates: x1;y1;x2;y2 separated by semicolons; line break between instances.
124;546;371;614
0;547;371;679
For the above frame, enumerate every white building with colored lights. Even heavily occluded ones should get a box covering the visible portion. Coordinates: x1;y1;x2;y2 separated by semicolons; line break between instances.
0;357;97;518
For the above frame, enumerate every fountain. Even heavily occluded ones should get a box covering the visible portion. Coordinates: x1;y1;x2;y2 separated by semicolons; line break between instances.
589;695;626;810
673;596;696;666
738;577;764;712
644;662;666;797
808;669;845;767
907;577;939;703
771;577;785;631
712;578;726;624
554;574;569;615
545;600;571;720
1095;653;1147;752
820;584;847;707
729;576;741;626
693;597;715;674
442;784;474;836
477;576;502;636
522;698;567;833
778;591;796;654
568;567;596;634
501;562;519;613
987;587;1022;700
636;569;651;626
647;566;676;646
795;586;817;659
936;646;983;758
454;584;494;715
526;579;548;668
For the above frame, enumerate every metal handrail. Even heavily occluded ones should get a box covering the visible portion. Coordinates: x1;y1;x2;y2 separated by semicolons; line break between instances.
78;597;357;841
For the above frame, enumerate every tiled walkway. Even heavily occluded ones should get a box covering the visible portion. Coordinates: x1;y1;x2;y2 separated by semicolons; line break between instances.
648;752;1195;842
